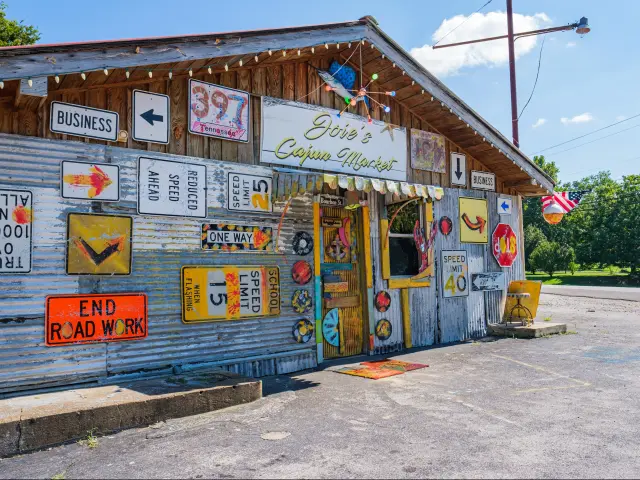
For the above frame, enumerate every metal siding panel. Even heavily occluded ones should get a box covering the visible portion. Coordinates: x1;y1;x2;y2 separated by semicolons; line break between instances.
485;192;525;324
409;286;436;347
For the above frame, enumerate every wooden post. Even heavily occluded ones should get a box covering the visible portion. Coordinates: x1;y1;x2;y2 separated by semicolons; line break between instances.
313;197;323;363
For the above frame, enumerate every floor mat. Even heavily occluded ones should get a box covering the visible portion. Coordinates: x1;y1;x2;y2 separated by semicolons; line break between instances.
334;359;429;379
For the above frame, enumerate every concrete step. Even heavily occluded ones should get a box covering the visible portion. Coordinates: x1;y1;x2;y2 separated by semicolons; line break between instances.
487;322;568;339
0;370;261;457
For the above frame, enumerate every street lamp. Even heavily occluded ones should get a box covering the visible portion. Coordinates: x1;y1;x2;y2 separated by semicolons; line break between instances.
432;1;590;148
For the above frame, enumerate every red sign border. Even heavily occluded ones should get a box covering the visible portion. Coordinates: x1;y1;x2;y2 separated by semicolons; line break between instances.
45;292;148;347
492;223;518;268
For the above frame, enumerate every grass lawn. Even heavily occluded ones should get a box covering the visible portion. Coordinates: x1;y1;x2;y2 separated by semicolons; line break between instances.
526;269;634;287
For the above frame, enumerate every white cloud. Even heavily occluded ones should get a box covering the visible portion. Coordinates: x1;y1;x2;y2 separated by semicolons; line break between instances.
615;115;626;122
532;118;547;128
410;11;551;77
566;41;577;48
560;113;594;125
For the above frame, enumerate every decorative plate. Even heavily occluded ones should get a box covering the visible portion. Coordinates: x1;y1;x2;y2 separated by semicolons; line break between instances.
322;308;340;347
375;319;393;341
291;289;312;314
374;291;392;313
292;319;314;343
439;216;453;236
292;231;313;256
291;260;312;285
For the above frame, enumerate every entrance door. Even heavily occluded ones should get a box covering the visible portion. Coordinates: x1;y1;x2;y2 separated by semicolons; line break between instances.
320;205;366;358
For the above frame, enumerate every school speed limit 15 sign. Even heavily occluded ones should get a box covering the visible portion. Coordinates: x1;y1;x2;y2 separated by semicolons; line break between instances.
441;250;469;298
492;223;518;267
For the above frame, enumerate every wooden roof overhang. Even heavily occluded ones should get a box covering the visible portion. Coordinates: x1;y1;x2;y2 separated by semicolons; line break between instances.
0;16;554;196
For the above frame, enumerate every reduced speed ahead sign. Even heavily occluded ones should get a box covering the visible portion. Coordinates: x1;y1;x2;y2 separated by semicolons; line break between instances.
492;223;518;267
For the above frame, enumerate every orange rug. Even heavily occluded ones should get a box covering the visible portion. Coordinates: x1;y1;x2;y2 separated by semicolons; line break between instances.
335;359;429;380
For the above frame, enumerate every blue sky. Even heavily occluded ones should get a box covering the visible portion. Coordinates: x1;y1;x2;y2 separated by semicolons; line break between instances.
8;0;639;183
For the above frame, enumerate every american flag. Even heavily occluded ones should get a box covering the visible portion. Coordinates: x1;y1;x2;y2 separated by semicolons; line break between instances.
541;191;589;213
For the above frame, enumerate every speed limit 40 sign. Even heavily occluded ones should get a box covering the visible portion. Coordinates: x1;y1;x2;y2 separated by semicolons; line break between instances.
441;250;469;298
492;223;518;267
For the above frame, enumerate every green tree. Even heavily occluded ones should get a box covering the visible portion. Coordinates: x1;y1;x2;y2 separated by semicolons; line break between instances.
611;175;640;275
529;241;572;278
524;224;547;273
0;2;40;46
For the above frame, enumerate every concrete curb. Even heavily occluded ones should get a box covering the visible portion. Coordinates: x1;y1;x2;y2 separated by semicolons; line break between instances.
487;322;567;339
0;372;261;457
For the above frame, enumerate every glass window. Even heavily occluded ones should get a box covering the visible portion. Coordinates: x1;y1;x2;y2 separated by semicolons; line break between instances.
387;201;421;277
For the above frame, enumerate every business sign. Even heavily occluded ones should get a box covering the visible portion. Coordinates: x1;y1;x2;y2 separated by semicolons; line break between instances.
0;189;32;273
441;250;469;298
319;194;345;207
471;170;496;191
227;172;272;212
181;266;280;323
492;223;518;267
66;213;132;275
459;197;488;244
201;224;273;252
471;272;505;292
50;101;119;141
188;79;250;142
61;161;120;201
138;157;207;217
450;153;467;186
498;197;513;215
132;90;170;144
261;97;407;181
45;293;147;346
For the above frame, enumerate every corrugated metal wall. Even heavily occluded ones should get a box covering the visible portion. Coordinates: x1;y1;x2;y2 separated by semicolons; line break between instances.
0;133;316;394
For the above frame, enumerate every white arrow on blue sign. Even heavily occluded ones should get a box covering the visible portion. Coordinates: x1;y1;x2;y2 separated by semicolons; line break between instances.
498;197;512;215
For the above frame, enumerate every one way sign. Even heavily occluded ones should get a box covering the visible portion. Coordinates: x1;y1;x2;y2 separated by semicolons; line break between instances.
132;90;170;144
450;153;467;186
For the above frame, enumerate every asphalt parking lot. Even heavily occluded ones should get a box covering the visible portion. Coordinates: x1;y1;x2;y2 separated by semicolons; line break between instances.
2;293;640;479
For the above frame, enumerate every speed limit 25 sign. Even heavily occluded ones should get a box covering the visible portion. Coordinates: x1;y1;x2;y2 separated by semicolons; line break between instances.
492;223;518;267
441;250;469;298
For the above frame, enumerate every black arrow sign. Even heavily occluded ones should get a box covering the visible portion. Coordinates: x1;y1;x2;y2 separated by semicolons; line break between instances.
140;109;164;126
455;158;463;180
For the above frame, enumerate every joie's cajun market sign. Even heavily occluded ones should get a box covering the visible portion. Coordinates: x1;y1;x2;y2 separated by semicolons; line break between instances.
260;97;407;182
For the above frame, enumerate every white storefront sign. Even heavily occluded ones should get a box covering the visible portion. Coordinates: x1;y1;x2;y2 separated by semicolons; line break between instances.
138;157;207;218
50;101;119;141
441;250;469;298
0;189;32;273
471;170;496;191
61;161;120;201
260;97;407;182
227;172;272;213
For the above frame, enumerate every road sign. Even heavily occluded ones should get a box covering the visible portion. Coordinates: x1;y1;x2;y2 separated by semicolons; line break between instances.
459;197;488;244
45;293;147;346
227;172;272;213
471;272;505;292
61;161;119;201
181;266;280;323
132;90;170;144
441;250;469;298
471;170;496;191
450;153;467;186
50;101;118;141
498;197;513;215
0;189;32;273
492;223;518;267
66;213;132;275
138;157;207;217
202;224;273;252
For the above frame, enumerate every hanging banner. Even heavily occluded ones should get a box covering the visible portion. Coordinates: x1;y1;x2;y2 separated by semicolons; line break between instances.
181;266;280;323
201;224;273;252
441;250;469;298
138;157;207;218
227;172;272;212
188;79;250;142
61;161;120;201
410;129;445;173
45;293;148;346
261;97;407;181
0;189;32;273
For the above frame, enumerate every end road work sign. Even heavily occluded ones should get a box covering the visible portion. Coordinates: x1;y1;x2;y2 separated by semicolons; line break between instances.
45;293;148;346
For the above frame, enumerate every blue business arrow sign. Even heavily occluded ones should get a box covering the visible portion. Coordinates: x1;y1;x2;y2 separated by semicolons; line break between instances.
498;197;512;215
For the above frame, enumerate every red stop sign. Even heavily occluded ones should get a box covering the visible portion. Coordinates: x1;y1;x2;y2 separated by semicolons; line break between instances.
492;223;518;267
